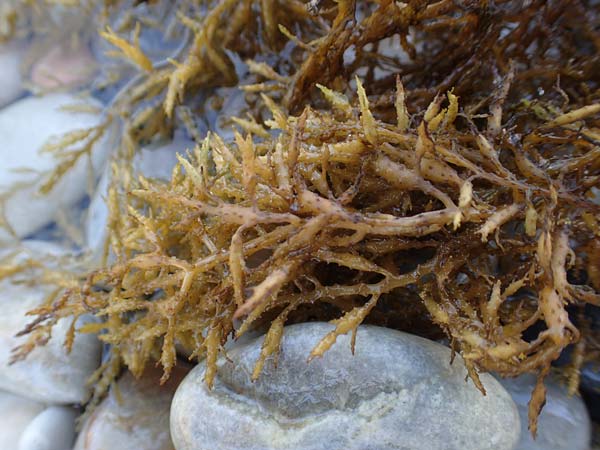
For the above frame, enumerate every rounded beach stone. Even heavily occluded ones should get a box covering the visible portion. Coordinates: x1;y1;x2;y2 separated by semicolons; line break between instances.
18;405;77;450
0;241;102;404
0;390;45;450
30;43;97;90
170;323;520;450
0;93;110;242
74;366;188;450
0;40;25;107
498;374;591;450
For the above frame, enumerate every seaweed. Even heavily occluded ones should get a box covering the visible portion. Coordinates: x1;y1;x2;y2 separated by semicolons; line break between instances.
3;0;600;436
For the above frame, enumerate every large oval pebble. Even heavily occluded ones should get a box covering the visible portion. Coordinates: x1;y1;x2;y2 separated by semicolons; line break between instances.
498;374;591;450
0;41;25;107
171;323;520;450
0;390;45;449
74;366;188;450
30;43;97;91
0;241;101;404
18;405;77;450
0;93;110;241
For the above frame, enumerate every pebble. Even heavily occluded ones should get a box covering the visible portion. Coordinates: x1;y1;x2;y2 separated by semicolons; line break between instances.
498;374;591;450
90;1;184;68
583;363;600;392
170;322;520;450
0;93;111;241
591;187;599;205
85;139;192;256
0;390;45;450
30;43;97;90
581;364;600;423
18;405;77;450
0;40;25;107
0;240;102;404
74;366;188;450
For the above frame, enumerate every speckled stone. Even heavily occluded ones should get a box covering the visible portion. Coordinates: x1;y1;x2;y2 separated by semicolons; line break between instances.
498;374;591;450
171;323;520;450
74;366;188;450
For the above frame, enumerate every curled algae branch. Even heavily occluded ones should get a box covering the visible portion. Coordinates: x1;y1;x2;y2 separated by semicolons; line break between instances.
3;0;600;436
99;23;153;72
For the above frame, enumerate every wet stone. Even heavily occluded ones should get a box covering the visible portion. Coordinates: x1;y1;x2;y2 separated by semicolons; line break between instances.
0;241;102;404
18;405;77;450
498;374;591;450
582;363;600;395
0;93;111;242
171;322;520;450
0;40;25;107
74;366;188;450
30;43;97;91
0;390;45;450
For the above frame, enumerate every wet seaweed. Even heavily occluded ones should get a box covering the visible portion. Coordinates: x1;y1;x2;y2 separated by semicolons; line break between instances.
2;0;600;436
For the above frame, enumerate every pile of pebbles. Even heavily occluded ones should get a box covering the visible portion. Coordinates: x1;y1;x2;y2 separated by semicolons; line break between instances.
0;19;595;450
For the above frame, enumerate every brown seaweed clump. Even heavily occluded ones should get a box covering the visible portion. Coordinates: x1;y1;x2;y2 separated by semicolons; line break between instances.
2;0;600;435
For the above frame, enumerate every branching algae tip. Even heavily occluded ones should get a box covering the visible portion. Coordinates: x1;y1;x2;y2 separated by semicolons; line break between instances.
0;0;599;436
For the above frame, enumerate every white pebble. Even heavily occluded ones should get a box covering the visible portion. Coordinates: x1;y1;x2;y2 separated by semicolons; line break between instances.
0;40;25;108
74;367;187;450
498;374;591;450
0;241;102;404
18;406;77;450
0;390;45;450
0;93;111;242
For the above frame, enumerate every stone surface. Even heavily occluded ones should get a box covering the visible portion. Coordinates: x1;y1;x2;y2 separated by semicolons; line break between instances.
0;240;102;404
498;374;591;450
581;365;600;423
90;1;185;67
74;366;188;450
0;40;25;107
583;363;600;393
171;323;520;450
592;187;600;205
30;43;97;90
18;405;77;450
0;93;110;242
0;390;45;450
85;139;192;255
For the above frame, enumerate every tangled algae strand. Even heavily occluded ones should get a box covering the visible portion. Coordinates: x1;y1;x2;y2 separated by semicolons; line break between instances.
2;0;600;437
17;78;600;434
